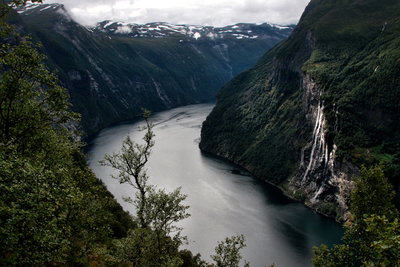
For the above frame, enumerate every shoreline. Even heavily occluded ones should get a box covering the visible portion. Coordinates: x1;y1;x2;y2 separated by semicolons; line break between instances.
199;148;342;224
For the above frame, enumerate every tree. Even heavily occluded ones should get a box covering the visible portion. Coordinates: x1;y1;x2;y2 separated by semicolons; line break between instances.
0;1;78;264
312;164;400;267
179;249;208;267
100;109;190;266
100;112;257;267
0;1;78;151
100;109;154;227
0;2;131;265
0;2;249;265
141;186;190;253
210;235;250;267
111;226;187;267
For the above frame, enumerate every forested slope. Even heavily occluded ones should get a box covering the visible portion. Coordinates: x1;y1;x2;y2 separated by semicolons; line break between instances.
0;3;135;264
200;0;400;220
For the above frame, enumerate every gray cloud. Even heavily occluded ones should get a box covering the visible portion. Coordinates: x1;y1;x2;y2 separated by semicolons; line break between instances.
45;0;310;26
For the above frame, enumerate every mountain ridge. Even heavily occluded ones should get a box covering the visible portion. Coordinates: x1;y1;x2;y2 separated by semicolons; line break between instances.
93;20;293;40
14;2;294;136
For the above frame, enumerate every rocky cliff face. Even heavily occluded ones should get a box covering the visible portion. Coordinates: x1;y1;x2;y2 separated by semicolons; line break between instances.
291;73;358;220
14;3;293;136
200;0;400;220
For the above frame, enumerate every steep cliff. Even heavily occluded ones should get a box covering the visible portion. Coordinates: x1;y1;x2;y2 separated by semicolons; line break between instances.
13;3;293;136
200;0;400;220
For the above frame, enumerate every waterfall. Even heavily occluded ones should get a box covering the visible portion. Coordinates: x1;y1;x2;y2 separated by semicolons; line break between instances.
302;100;327;184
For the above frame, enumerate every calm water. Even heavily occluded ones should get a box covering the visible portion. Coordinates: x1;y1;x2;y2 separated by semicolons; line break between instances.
86;102;344;267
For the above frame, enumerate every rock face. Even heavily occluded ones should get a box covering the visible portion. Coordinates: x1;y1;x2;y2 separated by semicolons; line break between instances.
200;0;400;220
294;74;358;220
14;3;294;136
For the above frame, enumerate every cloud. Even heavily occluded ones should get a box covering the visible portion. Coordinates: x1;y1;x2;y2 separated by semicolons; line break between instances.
115;25;132;34
45;0;310;26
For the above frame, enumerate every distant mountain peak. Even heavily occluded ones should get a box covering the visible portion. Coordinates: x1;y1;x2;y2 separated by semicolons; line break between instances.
93;21;295;40
16;3;72;21
15;3;294;41
16;3;64;15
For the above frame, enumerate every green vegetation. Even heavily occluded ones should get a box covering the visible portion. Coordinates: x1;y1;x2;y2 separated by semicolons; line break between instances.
301;0;400;162
199;42;304;184
210;235;249;267
300;0;400;208
0;3;253;266
200;0;400;213
99;109;190;266
3;0;399;266
312;164;400;266
0;1;135;265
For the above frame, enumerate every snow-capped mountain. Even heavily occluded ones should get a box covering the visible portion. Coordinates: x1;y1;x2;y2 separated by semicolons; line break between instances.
94;20;294;40
16;3;294;41
16;2;72;20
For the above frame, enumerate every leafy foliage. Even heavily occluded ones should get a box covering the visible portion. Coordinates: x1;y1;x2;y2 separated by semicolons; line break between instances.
0;37;77;146
100;110;192;266
0;1;135;265
312;164;400;267
210;235;249;267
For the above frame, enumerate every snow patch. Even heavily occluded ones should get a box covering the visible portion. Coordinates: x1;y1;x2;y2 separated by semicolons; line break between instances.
39;5;53;12
93;21;292;40
16;3;40;13
103;21;115;28
193;32;201;40
268;23;291;30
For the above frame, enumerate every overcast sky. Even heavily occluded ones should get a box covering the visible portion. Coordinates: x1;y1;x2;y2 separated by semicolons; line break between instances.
44;0;310;27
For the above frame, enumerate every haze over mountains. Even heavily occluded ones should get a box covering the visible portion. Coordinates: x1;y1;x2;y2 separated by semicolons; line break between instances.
14;3;294;135
43;0;310;27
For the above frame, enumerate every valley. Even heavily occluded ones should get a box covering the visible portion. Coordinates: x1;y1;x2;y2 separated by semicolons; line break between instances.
15;3;294;136
1;0;400;265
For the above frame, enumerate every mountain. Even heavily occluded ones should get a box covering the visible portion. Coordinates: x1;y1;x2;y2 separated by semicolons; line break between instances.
200;0;400;220
14;3;294;136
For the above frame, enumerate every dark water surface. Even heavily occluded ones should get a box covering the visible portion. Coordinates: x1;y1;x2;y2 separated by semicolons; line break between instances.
86;103;344;267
